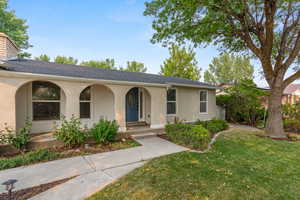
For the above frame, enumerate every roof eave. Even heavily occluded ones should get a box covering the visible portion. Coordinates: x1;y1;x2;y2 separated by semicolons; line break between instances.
167;82;218;89
0;70;168;87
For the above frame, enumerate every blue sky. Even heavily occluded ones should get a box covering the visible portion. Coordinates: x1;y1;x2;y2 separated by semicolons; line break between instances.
9;0;267;86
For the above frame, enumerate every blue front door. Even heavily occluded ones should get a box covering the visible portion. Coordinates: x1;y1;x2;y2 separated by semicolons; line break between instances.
126;88;139;122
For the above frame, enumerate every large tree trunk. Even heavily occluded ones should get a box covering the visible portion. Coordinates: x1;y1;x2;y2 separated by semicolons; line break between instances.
265;87;286;138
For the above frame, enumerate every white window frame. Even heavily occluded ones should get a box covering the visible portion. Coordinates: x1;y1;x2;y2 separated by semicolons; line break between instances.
167;88;177;115
80;86;92;119
31;82;61;121
200;90;208;114
138;88;146;121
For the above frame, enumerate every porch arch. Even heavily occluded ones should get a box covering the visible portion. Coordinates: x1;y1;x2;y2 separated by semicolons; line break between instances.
15;80;67;134
125;87;151;125
79;84;115;127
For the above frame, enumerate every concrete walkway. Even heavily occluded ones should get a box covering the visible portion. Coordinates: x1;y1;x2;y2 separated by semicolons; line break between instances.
0;136;188;200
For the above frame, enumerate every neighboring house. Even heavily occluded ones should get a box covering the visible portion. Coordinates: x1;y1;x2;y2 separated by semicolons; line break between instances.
0;33;218;134
282;84;300;105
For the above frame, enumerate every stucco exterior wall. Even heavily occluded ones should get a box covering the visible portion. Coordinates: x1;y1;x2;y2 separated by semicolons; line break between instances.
167;86;217;123
80;85;115;128
16;82;67;134
0;72;217;134
144;89;151;124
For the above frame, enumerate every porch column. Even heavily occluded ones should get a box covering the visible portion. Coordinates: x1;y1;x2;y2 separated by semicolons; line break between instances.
60;82;82;120
0;81;18;131
146;87;167;129
107;85;129;132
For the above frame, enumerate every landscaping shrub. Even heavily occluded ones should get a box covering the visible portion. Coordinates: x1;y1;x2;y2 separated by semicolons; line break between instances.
282;103;300;121
283;120;300;133
54;116;86;147
0;120;32;152
216;79;267;126
165;123;211;150
0;149;60;170
90;120;119;144
194;119;228;133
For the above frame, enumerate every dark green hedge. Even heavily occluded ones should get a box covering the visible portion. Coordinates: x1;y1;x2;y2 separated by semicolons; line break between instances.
165;123;211;150
194;119;229;133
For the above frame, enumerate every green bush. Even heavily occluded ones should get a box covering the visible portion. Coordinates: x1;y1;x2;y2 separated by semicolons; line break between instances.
216;79;267;126
0;120;32;152
54;116;86;147
0;150;60;170
194;119;228;133
283;120;300;133
165;123;211;150
90;120;119;144
283;103;300;121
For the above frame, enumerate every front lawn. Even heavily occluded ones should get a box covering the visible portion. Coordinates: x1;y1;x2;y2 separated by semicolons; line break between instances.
88;129;300;200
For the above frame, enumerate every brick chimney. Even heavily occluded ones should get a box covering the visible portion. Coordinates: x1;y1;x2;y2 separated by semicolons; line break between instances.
0;33;19;60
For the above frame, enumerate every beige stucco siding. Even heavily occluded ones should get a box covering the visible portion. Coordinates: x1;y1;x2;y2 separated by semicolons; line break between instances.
167;86;217;123
80;85;115;128
0;72;217;134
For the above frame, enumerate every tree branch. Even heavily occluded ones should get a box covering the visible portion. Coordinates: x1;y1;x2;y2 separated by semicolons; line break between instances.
284;70;300;88
283;31;300;69
274;1;293;72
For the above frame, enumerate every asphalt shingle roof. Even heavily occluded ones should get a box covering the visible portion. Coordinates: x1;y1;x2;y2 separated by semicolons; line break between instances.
1;59;216;89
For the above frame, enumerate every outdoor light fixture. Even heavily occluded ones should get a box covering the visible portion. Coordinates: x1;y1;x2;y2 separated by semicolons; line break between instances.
2;179;17;200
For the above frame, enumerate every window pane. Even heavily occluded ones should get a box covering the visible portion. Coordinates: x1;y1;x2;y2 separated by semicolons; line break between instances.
33;102;60;120
80;102;90;118
167;89;176;101
80;87;91;101
200;102;207;113
167;102;176;114
32;81;61;100
200;91;207;101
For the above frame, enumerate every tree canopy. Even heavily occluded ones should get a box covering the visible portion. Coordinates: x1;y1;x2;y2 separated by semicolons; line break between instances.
144;0;300;138
120;61;147;73
204;53;254;85
35;54;51;62
0;0;30;55
80;59;117;70
54;56;78;65
160;44;201;80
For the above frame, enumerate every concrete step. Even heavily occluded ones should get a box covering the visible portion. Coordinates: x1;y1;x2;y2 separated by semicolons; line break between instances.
131;132;157;138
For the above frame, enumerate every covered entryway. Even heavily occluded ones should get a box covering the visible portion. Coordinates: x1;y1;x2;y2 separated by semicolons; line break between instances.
125;87;151;126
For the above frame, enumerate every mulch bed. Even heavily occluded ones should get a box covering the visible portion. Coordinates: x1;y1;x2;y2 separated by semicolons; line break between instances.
1;138;138;158
157;134;169;141
0;176;77;200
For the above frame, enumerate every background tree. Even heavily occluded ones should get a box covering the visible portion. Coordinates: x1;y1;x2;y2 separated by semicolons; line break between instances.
0;0;30;56
35;54;51;62
160;44;201;80
204;53;254;85
144;0;300;138
81;59;117;69
54;56;78;65
120;61;147;72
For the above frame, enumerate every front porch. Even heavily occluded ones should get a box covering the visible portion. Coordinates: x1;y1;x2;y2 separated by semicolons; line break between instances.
2;77;167;134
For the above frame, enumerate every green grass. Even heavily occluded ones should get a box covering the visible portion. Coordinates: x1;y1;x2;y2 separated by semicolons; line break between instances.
88;129;300;200
0;150;60;170
0;140;139;170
